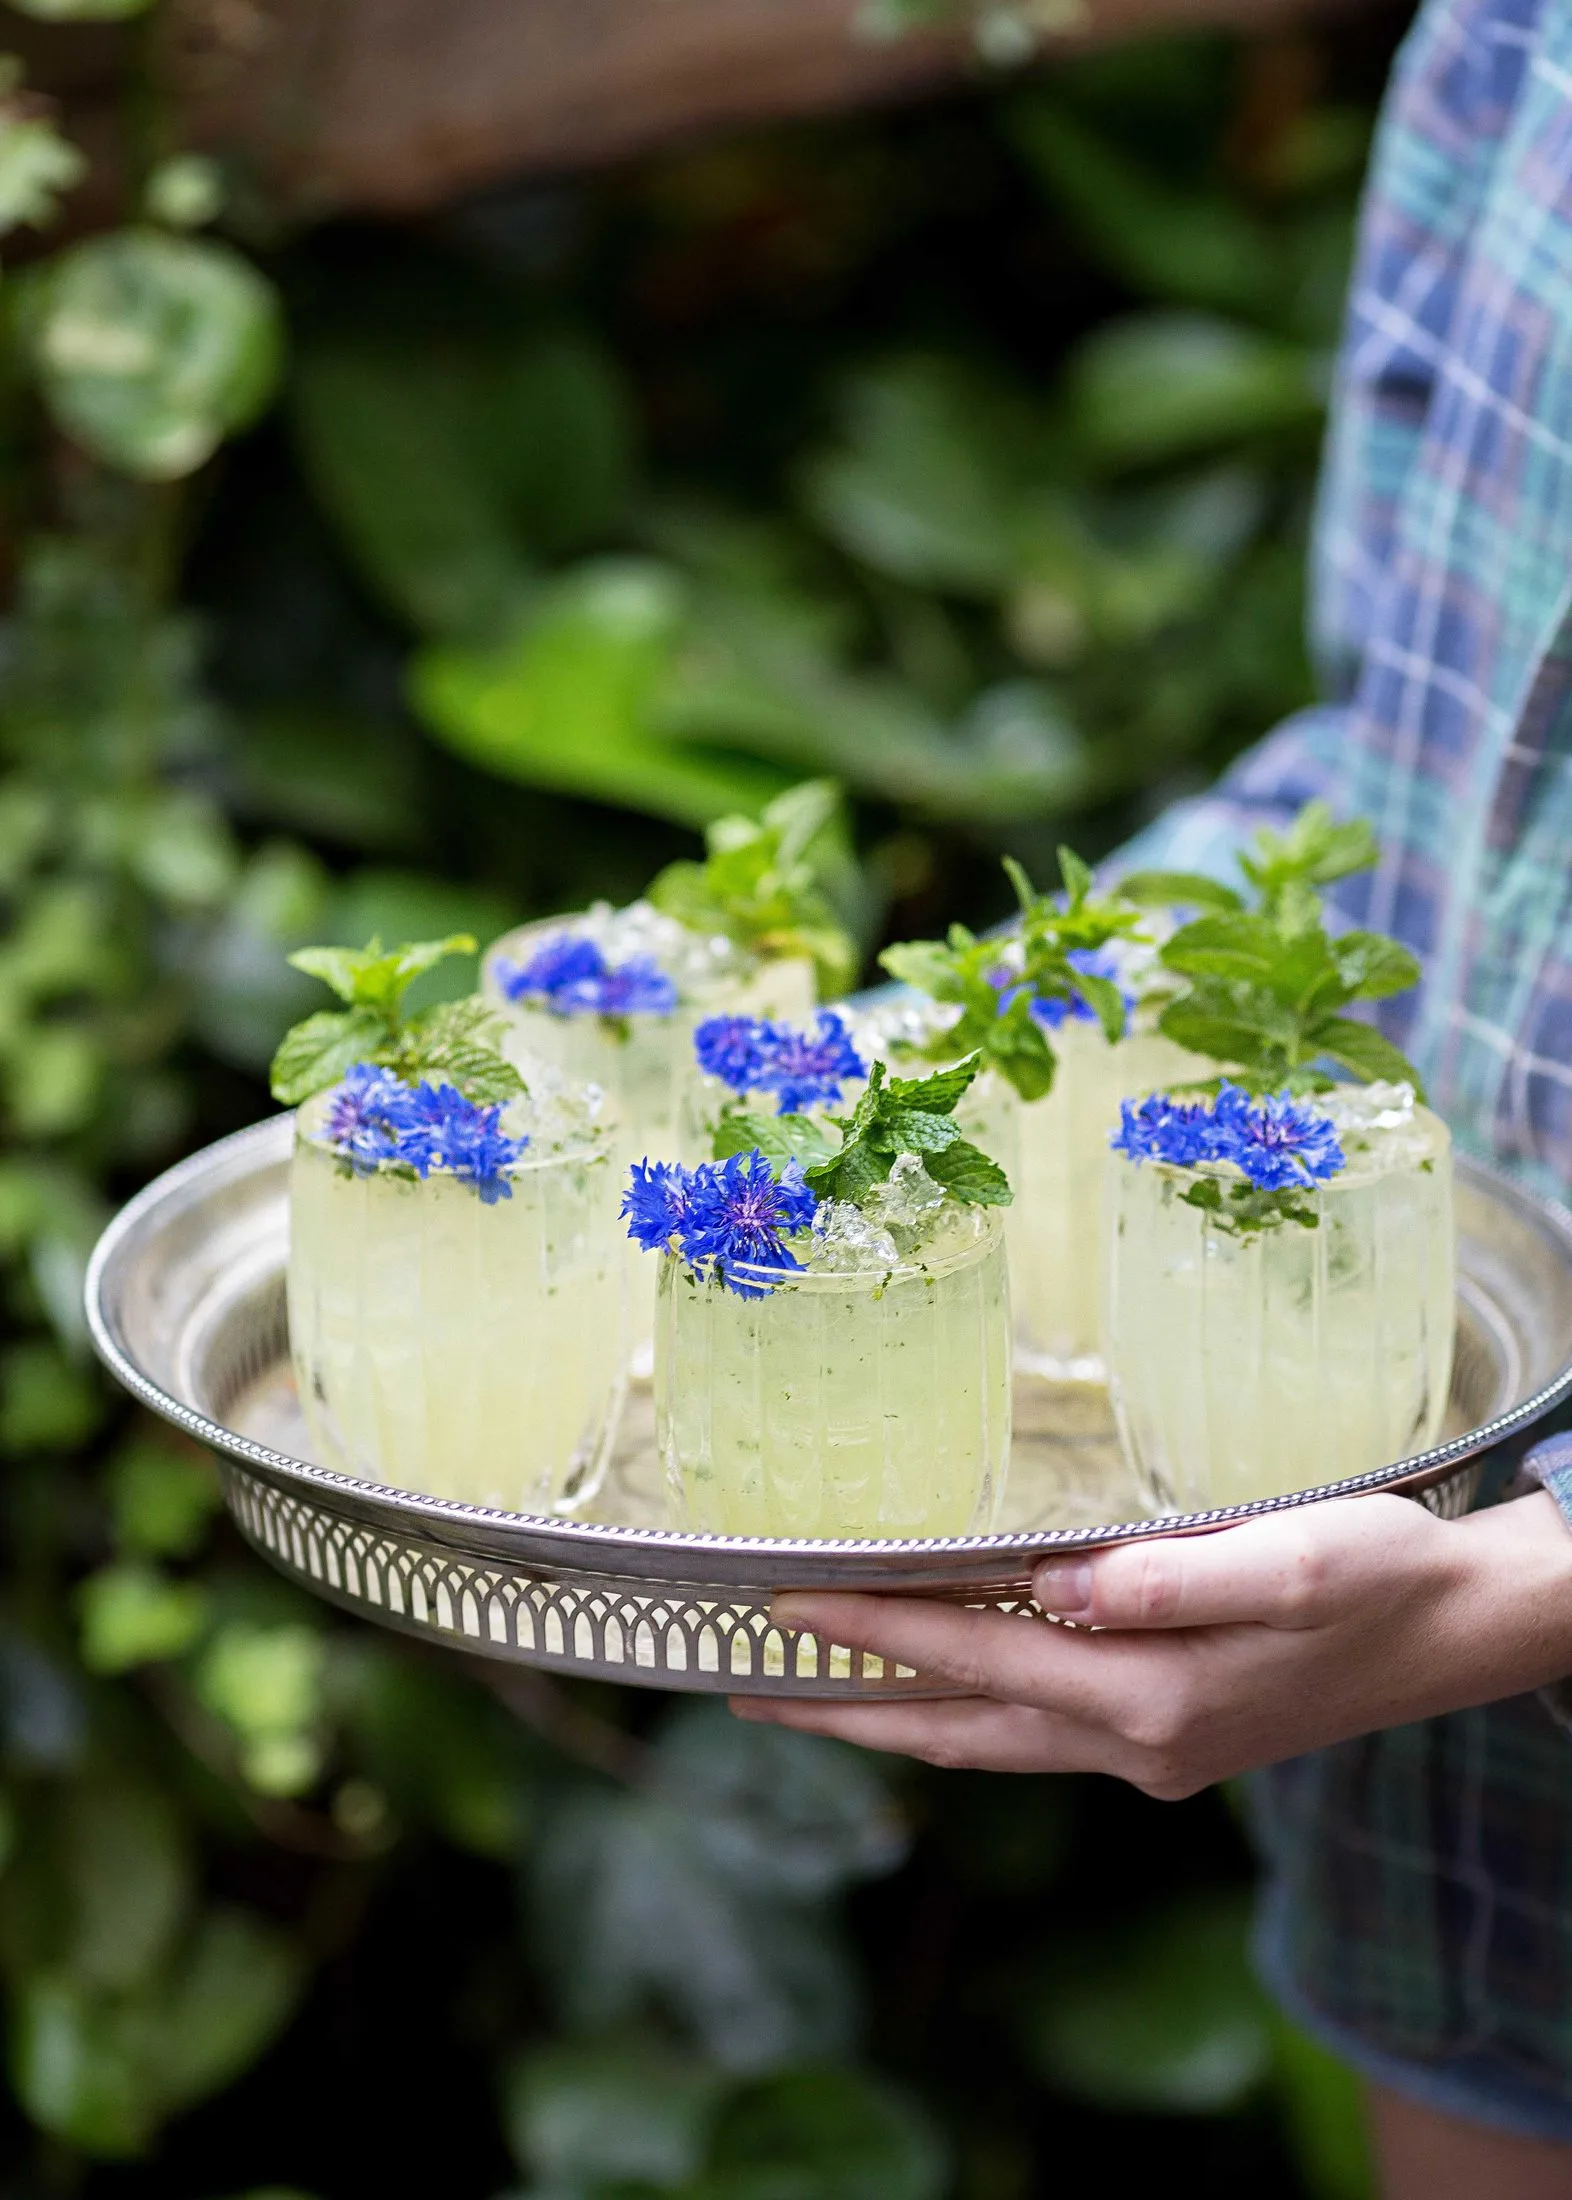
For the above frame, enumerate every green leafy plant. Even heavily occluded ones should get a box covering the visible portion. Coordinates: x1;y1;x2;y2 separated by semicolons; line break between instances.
267;934;523;1106
649;778;859;997
879;846;1152;1100
1121;801;1424;1095
717;1053;1011;1208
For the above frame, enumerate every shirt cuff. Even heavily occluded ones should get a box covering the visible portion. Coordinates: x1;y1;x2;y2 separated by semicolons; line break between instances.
1520;1433;1572;1533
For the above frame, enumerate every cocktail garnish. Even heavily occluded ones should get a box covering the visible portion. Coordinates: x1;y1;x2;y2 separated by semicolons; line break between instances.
693;1011;866;1114
648;778;858;999
621;1151;817;1297
879;846;1155;1101
1118;799;1425;1098
1111;1083;1346;1234
318;1064;527;1202
270;934;523;1109
491;933;679;1021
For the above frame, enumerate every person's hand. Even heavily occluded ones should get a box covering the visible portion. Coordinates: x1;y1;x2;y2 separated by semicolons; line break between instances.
731;1490;1572;1796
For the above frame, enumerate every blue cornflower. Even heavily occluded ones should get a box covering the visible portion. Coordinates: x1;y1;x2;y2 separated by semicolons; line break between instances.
683;1152;818;1296
494;932;679;1018
322;1063;419;1174
399;1080;529;1203
756;1012;866;1115
1110;1091;1220;1169
994;946;1134;1031
592;955;680;1017
1212;1083;1344;1190
622;1158;692;1251
1111;1081;1344;1189
693;1011;866;1114
694;1015;771;1091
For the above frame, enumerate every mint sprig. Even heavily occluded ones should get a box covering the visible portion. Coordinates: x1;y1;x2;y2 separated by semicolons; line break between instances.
878;846;1151;1102
269;935;525;1107
713;1053;1011;1209
1120;801;1424;1098
649;778;858;999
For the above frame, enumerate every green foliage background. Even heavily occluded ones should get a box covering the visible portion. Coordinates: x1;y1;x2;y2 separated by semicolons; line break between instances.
0;3;1405;2192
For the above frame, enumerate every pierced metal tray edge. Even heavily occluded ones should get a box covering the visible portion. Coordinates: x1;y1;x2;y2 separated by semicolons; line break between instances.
84;1113;1572;1597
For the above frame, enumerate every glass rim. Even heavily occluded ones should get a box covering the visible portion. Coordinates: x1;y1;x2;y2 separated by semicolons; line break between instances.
660;1202;1005;1288
293;1122;612;1179
1115;1108;1453;1195
481;912;761;1016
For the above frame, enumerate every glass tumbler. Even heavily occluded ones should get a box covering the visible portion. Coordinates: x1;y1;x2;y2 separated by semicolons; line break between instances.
656;1207;1012;1539
1011;1018;1202;1379
288;1112;627;1513
1103;1104;1455;1512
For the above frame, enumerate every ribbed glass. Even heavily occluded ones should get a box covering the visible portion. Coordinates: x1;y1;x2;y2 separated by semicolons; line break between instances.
287;1126;626;1513
656;1208;1012;1539
1011;1020;1200;1378
482;923;814;1371
1104;1109;1456;1512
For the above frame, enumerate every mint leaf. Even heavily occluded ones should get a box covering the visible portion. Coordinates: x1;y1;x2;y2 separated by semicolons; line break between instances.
879;1108;961;1153
884;1056;981;1114
1160;913;1285;985
274;934;511;1105
1332;932;1421;1001
392;999;524;1104
287;933;475;1015
1075;969;1127;1045
986;1003;1057;1101
923;1139;1011;1205
878;940;965;1002
285;946;376;1006
269;1006;387;1104
1312;1016;1427;1099
1155;998;1267;1070
806;1137;889;1206
713;1110;837;1171
1057;844;1094;908
648;777;857;998
1116;869;1244;914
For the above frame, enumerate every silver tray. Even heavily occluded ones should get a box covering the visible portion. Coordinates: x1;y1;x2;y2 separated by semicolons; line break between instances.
85;1114;1572;1697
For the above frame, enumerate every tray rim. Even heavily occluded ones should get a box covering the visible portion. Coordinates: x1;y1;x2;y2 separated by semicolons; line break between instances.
84;1111;1572;1590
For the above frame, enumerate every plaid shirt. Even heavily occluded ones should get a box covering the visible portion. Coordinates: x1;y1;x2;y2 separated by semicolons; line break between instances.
1123;0;1572;2117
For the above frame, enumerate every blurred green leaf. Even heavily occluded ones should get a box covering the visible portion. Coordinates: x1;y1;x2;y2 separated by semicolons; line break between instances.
505;2038;723;2189
196;1622;325;1795
9;1975;157;2156
1;1776;190;1993
1008;97;1281;318
697;2065;946;2200
143;153;225;231
107;1438;220;1559
77;1563;208;1674
0;101;86;237
292;337;535;639
1271;2016;1374;2200
292;324;634;639
415;561;787;828
530;1707;903;2071
1027;1892;1272;2113
7;1906;301;2158
35;230;282;479
1069;314;1323;468
342;1645;532;1857
800;355;1041;594
0;1340;100;1453
154;1907;303;2111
